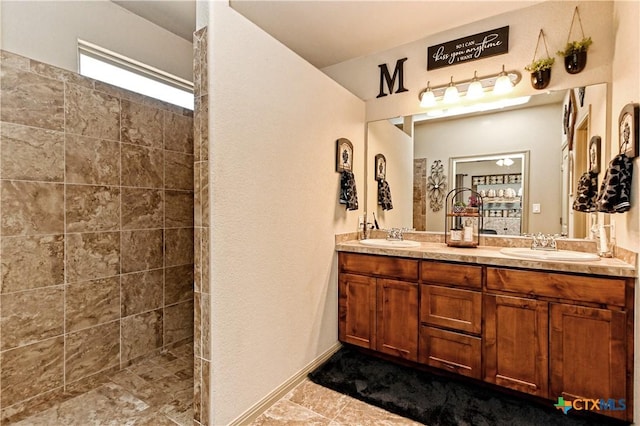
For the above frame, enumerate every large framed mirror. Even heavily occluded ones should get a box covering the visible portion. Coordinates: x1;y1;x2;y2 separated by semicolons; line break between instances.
366;83;608;239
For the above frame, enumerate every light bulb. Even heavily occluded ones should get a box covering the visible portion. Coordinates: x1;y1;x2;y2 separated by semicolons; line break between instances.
494;65;513;95
443;77;459;104
420;82;437;107
466;71;484;100
503;158;514;166
496;159;504;166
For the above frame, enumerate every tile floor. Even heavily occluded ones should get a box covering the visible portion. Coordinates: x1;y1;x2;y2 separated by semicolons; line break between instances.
11;343;194;425
250;379;421;426
11;344;417;425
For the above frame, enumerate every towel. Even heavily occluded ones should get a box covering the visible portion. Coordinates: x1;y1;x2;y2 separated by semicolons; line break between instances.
596;153;633;213
572;171;598;212
378;179;393;211
339;170;359;210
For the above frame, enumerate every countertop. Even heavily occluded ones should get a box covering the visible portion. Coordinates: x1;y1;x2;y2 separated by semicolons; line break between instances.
336;239;637;278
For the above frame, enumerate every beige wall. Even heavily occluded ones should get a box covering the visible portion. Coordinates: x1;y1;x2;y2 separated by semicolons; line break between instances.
324;1;614;122
611;2;640;423
0;0;193;82
206;2;365;424
0;50;194;422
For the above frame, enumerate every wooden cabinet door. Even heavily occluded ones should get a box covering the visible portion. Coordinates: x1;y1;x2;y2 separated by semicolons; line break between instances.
338;273;376;349
549;303;628;421
376;279;419;361
484;295;549;398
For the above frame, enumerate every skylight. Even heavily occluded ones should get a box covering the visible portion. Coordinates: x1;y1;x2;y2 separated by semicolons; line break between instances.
78;42;194;110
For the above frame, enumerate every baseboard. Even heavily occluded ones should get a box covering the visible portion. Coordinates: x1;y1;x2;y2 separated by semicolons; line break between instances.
229;342;342;426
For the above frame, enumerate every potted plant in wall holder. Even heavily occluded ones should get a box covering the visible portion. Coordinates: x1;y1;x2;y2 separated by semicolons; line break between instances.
525;29;554;90
558;6;592;74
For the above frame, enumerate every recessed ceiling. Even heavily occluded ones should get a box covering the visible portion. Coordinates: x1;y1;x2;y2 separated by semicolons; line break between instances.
112;1;544;68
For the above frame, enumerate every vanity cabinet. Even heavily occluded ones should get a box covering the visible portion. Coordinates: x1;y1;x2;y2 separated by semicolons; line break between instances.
337;250;634;422
419;261;483;379
485;267;632;421
338;253;419;361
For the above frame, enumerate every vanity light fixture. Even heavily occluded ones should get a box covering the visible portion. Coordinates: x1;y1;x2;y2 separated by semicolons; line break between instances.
496;157;514;166
419;81;437;107
493;65;514;95
466;71;484;100
443;76;460;104
417;65;521;108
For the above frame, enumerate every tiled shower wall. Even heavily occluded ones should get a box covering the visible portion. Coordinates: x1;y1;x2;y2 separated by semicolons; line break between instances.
193;26;211;426
0;50;194;421
413;158;427;231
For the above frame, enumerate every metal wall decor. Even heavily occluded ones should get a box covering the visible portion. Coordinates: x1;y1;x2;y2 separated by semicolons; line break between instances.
427;160;447;212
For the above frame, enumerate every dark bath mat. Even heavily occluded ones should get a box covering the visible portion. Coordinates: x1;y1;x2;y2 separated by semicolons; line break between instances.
308;346;628;426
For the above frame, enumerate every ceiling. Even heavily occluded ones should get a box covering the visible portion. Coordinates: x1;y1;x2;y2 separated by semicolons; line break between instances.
112;0;544;69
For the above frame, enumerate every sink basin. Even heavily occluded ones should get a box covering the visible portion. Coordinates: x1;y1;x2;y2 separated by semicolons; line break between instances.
359;239;421;248
500;247;600;262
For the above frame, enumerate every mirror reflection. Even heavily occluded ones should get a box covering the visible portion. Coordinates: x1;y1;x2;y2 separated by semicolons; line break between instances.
366;83;607;239
450;152;527;236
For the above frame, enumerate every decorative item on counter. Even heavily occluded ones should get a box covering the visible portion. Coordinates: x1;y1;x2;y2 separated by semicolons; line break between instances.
427;160;447;212
444;187;483;248
524;29;554;90
557;7;592;74
597;221;615;258
336;138;358;210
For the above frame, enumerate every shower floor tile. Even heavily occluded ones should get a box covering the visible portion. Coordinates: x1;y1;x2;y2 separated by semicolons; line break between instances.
10;342;193;425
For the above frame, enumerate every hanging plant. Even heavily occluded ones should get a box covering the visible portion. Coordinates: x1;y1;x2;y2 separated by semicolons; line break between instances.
558;7;592;74
525;29;554;90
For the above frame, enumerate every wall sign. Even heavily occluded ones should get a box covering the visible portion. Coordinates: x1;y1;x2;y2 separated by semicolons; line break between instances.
427;26;509;70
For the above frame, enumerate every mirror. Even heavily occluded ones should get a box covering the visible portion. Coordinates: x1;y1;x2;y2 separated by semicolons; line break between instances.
450;152;528;236
366;83;608;238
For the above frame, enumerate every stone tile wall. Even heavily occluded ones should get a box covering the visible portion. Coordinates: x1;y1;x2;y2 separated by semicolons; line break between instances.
193;26;211;426
0;50;194;422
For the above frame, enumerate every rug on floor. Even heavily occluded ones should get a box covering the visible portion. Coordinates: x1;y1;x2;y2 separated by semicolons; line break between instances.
308;346;628;426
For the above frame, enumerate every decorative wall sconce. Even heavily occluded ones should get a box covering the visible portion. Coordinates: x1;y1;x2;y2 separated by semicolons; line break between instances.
419;66;522;108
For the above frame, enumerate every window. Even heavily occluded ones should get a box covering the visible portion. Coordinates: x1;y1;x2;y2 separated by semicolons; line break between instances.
78;40;193;110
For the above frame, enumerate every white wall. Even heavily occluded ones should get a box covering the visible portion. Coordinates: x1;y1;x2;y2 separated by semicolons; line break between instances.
207;2;365;424
414;103;563;234
366;120;413;229
323;1;614;122
611;2;640;423
0;0;193;82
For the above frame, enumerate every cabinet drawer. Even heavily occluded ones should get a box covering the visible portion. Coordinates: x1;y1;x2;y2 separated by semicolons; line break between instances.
339;253;419;281
421;261;482;289
420;285;482;334
419;326;481;379
486;267;626;306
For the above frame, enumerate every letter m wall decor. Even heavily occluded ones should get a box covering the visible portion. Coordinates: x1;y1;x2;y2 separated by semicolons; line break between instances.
377;58;409;98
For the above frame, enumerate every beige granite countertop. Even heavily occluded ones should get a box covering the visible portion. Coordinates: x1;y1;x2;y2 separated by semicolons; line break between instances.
336;234;637;278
